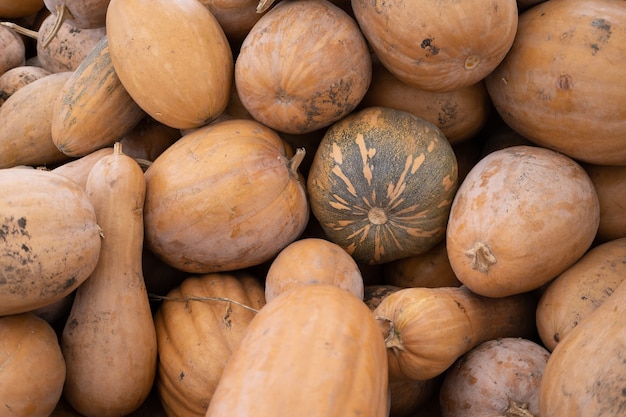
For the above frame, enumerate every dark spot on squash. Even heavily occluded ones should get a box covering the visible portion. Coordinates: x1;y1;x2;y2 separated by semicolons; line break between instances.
554;333;560;343
420;38;439;56
178;371;185;381
556;74;573;90
591;18;611;33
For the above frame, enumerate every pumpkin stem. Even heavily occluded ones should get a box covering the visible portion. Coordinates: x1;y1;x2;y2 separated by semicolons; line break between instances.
375;315;405;353
288;147;306;177
0;21;39;39
256;0;277;13
41;4;75;49
504;399;535;417
148;293;260;314
465;241;497;273
113;142;123;155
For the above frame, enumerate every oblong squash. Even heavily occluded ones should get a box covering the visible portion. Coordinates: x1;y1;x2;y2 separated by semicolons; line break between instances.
205;284;389;417
0;168;101;315
446;145;600;298
106;0;233;129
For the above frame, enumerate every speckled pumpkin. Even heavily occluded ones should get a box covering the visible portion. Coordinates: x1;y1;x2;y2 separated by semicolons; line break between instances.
307;106;458;265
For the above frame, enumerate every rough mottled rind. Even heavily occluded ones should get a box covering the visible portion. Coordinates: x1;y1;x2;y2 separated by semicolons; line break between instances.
307;106;458;265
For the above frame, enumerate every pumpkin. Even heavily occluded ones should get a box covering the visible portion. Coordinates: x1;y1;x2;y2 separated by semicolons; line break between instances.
106;0;233;130
485;0;626;166
439;337;550;417
0;167;101;315
51;35;145;157
235;0;371;134
539;273;626;416
205;284;389;417
119;116;182;163
360;60;491;144
154;272;266;417
264;237;364;302
372;285;538;381
0;0;44;18
0;71;72;168
446;145;600;298
0;64;51;106
43;0;110;29
351;0;518;92
536;237;626;351
0;24;26;75
307;106;458;265
584;164;626;243
51;147;114;189
61;143;157;417
144;119;309;273
382;239;462;288
196;0;266;45
0;313;66;417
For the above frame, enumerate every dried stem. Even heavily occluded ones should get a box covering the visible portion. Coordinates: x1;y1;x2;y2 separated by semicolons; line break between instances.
0;21;38;39
41;4;75;48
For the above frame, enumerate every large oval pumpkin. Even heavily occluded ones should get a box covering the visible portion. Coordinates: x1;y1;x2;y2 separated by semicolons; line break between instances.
144;119;309;273
307;106;458;265
446;145;600;298
106;0;233;130
485;0;626;165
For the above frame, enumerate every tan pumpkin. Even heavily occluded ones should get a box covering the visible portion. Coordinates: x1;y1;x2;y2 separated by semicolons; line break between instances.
0;71;72;168
235;0;371;134
446;145;600;298
307;106;458;265
373;285;538;381
0;167;101;315
536;237;626;351
360;60;491;144
144;119;309;273
205;284;389;417
43;0;110;29
439;337;550;417
351;0;518;92
264;237;364;302
584;164;626;243
485;0;626;165
154;272;266;417
0;64;51;106
106;0;233;130
0;24;26;75
539;274;626;416
51;147;114;189
0;0;44;18
196;0;266;44
61;143;157;417
0;313;66;417
51;35;145;157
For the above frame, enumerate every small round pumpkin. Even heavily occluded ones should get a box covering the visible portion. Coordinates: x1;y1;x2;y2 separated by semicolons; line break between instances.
351;0;518;92
0;65;51;106
583;163;626;243
0;313;67;417
43;0;110;29
0;25;26;76
307;106;458;265
235;0;371;134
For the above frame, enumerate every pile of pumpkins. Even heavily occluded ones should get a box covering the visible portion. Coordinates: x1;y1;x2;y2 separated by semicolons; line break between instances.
1;0;626;416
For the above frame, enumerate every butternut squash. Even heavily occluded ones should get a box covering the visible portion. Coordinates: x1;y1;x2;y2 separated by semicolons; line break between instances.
61;142;157;417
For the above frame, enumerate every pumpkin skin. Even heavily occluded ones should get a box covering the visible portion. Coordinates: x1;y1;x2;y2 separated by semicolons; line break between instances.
144;119;309;273
106;0;233;130
235;0;372;134
264;237;364;302
197;0;266;44
205;284;389;417
0;313;66;417
584;164;626;243
155;272;266;417
372;286;538;381
536;237;626;351
446;145;600;298
0;25;26;76
485;0;626;166
51;36;145;157
0;0;44;18
307;106;458;265
43;0;110;29
0;65;51;106
119;116;182;163
0;71;72;168
0;168;101;316
439;337;550;417
51;147;114;189
539;276;626;416
351;0;518;92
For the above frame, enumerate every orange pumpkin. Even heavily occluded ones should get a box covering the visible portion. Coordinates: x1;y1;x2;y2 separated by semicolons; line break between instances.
307;106;458;265
446;145;600;298
0;0;44;18
584;163;626;243
0;65;51;106
352;0;518;92
485;0;626;165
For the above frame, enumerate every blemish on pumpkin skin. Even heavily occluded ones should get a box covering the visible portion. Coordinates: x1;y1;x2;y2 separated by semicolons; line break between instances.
557;74;573;90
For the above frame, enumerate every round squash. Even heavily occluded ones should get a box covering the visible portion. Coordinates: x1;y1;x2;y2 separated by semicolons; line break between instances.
307;106;458;265
0;65;51;106
0;25;26;76
0;313;66;417
43;0;110;29
485;0;626;166
106;0;233;130
0;168;101;315
144;119;309;273
446;145;600;298
584;164;626;243
196;0;266;45
235;0;371;134
264;237;364;302
439;337;550;417
536;237;626;351
351;0;518;92
155;272;266;417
